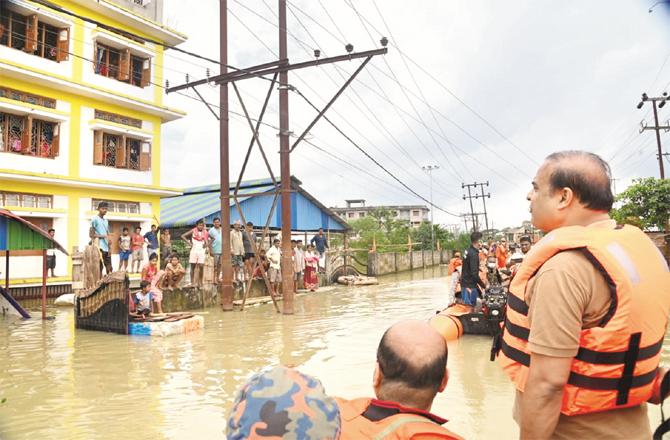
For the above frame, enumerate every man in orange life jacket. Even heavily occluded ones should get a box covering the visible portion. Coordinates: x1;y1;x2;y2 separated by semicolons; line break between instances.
336;320;463;439
498;150;670;439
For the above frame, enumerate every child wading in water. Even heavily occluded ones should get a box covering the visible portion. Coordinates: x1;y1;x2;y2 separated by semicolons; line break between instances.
163;254;185;291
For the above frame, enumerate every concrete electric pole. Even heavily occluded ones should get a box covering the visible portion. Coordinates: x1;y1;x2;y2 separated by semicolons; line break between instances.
638;92;669;179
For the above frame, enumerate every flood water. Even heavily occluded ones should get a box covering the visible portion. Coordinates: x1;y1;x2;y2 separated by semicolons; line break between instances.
0;266;667;439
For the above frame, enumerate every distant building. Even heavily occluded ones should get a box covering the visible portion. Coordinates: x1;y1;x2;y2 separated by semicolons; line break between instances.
330;199;429;228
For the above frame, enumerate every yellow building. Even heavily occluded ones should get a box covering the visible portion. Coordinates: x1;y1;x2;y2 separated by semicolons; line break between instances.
0;0;185;286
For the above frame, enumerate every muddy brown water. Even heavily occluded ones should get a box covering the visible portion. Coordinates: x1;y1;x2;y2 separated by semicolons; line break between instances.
0;266;667;439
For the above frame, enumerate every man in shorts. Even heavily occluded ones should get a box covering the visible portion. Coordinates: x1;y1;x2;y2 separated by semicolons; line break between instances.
90;202;112;275
181;219;209;288
266;238;282;296
208;218;222;284
46;228;57;277
118;227;132;271
242;221;257;281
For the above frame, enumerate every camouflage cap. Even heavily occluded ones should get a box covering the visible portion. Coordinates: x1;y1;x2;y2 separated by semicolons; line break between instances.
227;366;341;440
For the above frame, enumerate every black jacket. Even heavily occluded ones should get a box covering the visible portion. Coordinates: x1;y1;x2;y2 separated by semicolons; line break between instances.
461;246;485;289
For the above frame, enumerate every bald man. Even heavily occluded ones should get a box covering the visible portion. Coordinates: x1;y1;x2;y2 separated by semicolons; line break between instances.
335;320;463;439
498;151;670;439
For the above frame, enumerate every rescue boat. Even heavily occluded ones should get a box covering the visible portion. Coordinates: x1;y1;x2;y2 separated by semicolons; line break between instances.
429;285;508;342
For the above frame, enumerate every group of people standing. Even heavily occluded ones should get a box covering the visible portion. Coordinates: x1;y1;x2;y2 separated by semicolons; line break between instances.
447;232;533;306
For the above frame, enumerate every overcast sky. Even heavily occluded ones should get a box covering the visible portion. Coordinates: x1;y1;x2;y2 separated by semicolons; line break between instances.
159;0;670;230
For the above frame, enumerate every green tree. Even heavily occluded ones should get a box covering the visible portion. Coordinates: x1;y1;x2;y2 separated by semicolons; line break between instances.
611;178;670;231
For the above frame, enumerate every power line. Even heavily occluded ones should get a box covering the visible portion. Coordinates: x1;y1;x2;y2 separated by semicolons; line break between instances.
293;88;461;217
27;0;278;84
234;0;457;199
345;0;467;181
283;0;522;183
342;0;463;181
341;0;539;167
282;3;430;176
234;0;506;194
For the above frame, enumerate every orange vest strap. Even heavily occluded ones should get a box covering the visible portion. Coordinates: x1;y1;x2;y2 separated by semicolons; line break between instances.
507;294;528;316
568;368;657;392
504;318;529;340
501;338;530;366
575;336;664;365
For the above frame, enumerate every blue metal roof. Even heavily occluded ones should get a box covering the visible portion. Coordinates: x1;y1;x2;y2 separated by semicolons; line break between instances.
160;177;349;231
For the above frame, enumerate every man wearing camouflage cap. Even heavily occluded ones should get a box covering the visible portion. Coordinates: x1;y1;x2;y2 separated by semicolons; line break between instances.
227;365;341;439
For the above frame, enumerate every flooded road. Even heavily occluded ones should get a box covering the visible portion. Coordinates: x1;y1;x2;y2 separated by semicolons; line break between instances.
0;266;666;439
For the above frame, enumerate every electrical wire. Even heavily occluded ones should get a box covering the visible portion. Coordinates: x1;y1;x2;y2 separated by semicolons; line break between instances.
282;3;427;174
236;0;457;199
343;0;539;167
234;0;516;190
343;0;467;181
26;0;277;84
292;88;461;217
281;0;521;183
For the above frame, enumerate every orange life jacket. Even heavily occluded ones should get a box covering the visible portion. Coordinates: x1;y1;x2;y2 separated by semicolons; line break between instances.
498;223;670;416
335;397;463;440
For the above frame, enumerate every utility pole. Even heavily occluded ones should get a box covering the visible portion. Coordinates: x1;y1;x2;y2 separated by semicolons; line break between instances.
638;92;669;179
463;182;490;233
474;181;490;235
167;2;387;315
422;165;439;250
219;0;233;311
278;0;294;315
462;183;477;231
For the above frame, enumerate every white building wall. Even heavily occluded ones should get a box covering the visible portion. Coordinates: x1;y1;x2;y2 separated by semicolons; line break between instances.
0;39;74;80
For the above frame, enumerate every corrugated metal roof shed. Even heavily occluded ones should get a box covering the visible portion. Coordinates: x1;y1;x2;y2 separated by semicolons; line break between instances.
0;209;68;253
160;177;349;231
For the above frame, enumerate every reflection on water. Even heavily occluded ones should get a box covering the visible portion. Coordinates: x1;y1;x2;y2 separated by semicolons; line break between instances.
0;266;666;439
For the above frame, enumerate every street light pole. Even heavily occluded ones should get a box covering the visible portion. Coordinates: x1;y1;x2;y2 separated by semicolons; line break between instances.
422;165;439;251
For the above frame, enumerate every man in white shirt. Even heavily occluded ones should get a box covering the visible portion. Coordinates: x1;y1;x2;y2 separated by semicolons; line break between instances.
266;238;282;297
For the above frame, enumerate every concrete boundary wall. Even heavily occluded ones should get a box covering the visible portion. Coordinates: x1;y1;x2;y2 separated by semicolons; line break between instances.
368;249;453;276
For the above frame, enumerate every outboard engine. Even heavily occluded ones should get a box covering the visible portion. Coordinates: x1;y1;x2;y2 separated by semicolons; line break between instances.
482;285;507;361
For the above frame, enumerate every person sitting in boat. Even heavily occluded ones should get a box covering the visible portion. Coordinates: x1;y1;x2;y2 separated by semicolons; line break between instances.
130;280;153;319
335;320;464;439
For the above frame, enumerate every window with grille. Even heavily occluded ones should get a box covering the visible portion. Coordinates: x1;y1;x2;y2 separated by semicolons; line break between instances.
0;8;69;62
0;112;60;158
0;192;53;208
93;130;150;171
91;199;141;214
94;42;151;88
